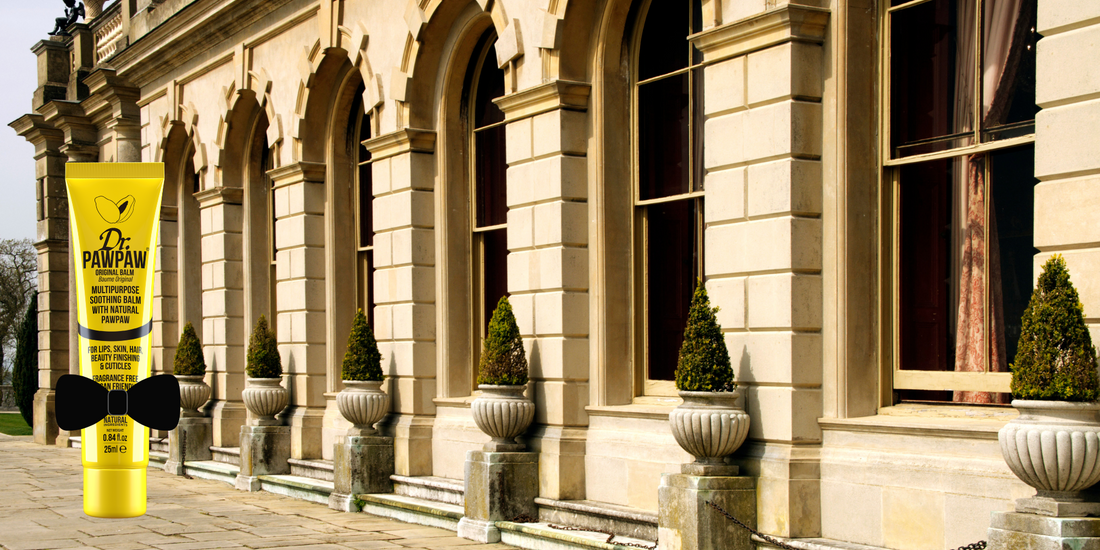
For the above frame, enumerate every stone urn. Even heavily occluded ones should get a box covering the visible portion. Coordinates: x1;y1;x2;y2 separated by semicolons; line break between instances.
337;380;389;436
242;377;288;426
472;384;535;451
669;390;750;469
176;374;211;417
999;400;1100;500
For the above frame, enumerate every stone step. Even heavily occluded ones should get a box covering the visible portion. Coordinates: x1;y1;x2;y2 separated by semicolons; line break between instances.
359;493;464;531
210;445;240;466
391;474;464;506
535;498;657;541
181;459;239;486
498;520;656;550
288;457;334;482
257;474;333;505
751;535;892;550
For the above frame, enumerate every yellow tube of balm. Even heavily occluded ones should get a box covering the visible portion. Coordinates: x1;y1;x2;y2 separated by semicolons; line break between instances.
66;162;164;518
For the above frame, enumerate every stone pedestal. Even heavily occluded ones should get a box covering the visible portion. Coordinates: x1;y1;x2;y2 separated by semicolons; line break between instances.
329;435;395;512
457;451;539;543
657;474;756;550
988;511;1100;549
164;417;212;475
235;425;290;491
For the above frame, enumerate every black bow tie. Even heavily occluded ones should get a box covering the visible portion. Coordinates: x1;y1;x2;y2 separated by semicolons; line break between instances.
55;374;181;431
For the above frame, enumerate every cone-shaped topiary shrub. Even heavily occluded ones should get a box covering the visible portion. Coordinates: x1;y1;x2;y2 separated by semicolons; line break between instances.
477;296;528;386
675;283;735;392
174;322;206;376
12;294;37;426
342;309;382;381
1010;255;1099;401
246;315;282;378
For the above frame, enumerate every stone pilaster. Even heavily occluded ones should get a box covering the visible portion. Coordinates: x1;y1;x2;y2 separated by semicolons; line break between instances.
362;130;437;476
692;4;829;538
194;186;246;448
270;162;327;459
494;81;591;500
1033;1;1100;347
152;204;179;378
10;114;69;446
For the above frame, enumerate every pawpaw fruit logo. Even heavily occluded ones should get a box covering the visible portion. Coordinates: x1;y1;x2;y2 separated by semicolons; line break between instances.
94;195;136;224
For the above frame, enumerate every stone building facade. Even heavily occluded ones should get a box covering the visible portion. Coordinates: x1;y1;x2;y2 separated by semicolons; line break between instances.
12;0;1100;549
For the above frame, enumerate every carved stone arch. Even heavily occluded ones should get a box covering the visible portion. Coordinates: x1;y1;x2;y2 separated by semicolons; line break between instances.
291;40;361;164
175;101;210;188
399;0;499;129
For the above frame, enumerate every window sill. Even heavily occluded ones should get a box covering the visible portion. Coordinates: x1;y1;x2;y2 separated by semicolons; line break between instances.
818;403;1017;441
586;396;683;421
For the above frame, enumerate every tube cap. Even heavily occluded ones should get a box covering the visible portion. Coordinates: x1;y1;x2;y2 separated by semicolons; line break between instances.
83;468;146;518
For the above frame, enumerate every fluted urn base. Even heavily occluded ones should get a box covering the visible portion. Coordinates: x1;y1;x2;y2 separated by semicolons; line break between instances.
669;391;750;475
337;380;389;436
176;375;211;418
1000;400;1100;517
472;384;535;452
242;377;288;426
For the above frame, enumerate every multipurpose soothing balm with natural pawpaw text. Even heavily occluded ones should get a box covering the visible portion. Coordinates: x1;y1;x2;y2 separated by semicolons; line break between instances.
65;162;165;518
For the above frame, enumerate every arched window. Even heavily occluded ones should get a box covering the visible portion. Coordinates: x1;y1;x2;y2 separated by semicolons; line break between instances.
466;31;507;381
634;0;704;390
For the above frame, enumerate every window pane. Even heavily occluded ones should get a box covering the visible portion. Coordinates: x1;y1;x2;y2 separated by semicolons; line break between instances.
474;44;505;130
476;125;507;228
989;145;1035;372
358;250;374;328
891;0;975;156
639;73;689;200
359;115;373;248
638;0;689;82
898;159;955;374
646;199;699;381
482;229;509;337
981;0;1038;137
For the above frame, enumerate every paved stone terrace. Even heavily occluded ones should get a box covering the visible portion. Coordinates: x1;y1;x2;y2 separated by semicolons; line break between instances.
0;434;514;550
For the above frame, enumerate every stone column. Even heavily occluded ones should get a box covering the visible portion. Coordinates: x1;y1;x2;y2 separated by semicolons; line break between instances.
691;5;829;539
10;115;68;446
494;81;591;500
194;186;246;448
270;162;327;459
39;102;98;451
152;204;179;378
361;130;437;475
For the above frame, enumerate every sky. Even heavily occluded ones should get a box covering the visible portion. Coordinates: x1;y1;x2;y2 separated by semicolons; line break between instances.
0;4;78;242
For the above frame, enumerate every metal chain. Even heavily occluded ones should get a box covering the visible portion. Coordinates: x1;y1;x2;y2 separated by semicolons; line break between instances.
952;543;986;550
706;501;987;550
546;523;658;550
180;429;192;479
705;501;800;550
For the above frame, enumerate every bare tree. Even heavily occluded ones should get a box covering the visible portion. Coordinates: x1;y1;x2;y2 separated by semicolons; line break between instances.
0;239;37;384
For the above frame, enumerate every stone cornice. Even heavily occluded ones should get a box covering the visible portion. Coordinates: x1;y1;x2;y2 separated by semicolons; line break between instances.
194;186;244;207
362;129;437;161
268;161;326;189
493;80;591;121
31;38;69;56
690;4;830;62
110;0;300;88
10;114;63;143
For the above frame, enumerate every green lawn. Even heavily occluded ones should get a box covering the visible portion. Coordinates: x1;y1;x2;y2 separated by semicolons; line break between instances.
0;413;32;436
